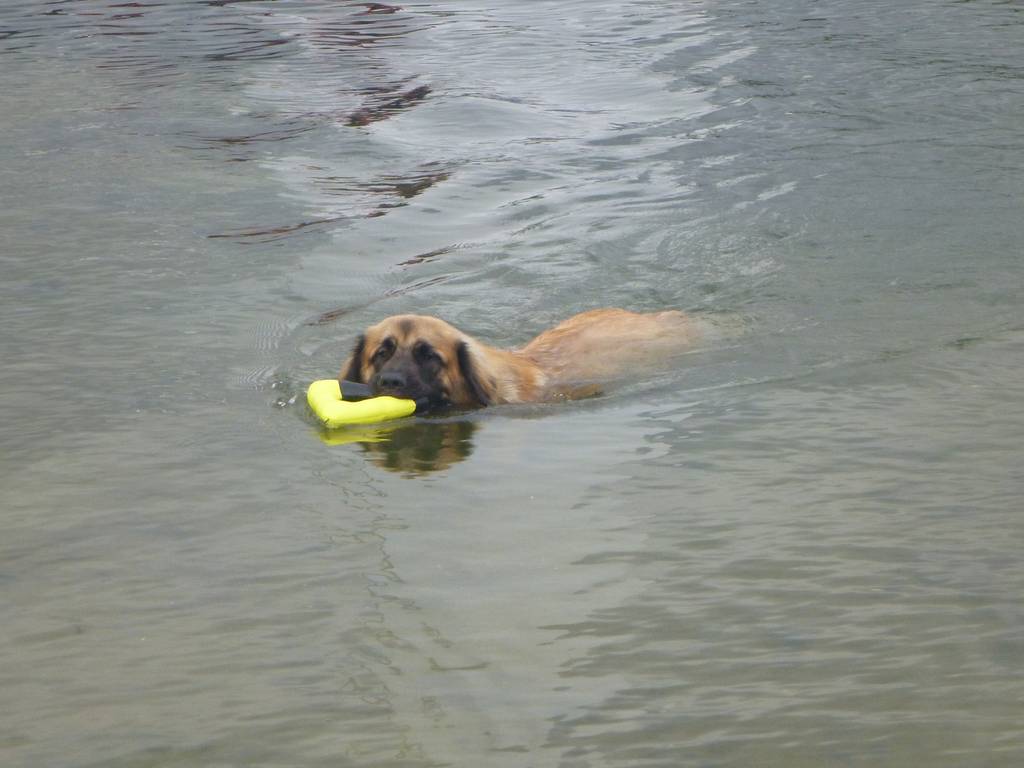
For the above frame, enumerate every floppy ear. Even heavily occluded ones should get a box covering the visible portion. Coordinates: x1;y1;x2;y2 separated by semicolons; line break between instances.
340;335;367;383
455;341;495;406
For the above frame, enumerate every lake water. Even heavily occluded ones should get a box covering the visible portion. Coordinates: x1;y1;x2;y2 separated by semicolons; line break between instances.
2;1;1023;766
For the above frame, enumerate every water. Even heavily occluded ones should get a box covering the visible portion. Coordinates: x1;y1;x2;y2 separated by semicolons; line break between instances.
2;1;1023;765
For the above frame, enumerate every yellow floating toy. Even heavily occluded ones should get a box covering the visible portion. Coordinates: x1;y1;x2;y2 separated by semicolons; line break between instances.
307;379;418;428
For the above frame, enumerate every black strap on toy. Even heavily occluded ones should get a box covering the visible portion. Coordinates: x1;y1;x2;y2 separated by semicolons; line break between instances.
337;379;374;400
338;379;430;411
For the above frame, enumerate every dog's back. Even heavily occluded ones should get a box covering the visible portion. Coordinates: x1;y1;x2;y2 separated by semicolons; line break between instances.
519;308;702;387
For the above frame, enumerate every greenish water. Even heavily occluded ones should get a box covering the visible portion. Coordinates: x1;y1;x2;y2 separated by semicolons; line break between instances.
2;1;1023;766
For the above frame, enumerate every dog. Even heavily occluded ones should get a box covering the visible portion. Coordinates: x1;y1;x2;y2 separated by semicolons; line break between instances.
339;308;704;409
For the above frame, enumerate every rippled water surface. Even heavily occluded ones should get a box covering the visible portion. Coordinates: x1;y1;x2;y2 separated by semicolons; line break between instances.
2;1;1023;766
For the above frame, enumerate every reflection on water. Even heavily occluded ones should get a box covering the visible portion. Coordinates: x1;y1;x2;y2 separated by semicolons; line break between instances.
361;418;476;475
2;0;1024;766
319;418;477;476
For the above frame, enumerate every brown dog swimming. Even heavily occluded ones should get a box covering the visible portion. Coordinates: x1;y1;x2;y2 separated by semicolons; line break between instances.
339;308;704;409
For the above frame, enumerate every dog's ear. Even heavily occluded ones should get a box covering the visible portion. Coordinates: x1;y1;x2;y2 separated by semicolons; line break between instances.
340;335;367;383
455;341;495;406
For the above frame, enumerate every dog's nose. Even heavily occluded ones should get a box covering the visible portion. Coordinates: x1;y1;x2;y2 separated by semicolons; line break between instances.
376;371;406;391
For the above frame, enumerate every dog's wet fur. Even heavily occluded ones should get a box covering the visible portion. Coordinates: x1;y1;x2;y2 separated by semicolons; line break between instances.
340;308;704;409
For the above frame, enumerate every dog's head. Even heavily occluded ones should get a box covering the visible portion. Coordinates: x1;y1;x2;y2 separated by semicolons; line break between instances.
339;315;496;409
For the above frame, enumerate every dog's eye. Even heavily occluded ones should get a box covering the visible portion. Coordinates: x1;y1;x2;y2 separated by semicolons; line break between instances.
413;341;442;366
372;340;395;363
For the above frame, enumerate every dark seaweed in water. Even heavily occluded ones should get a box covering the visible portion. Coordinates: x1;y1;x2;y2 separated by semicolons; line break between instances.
346;84;432;127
